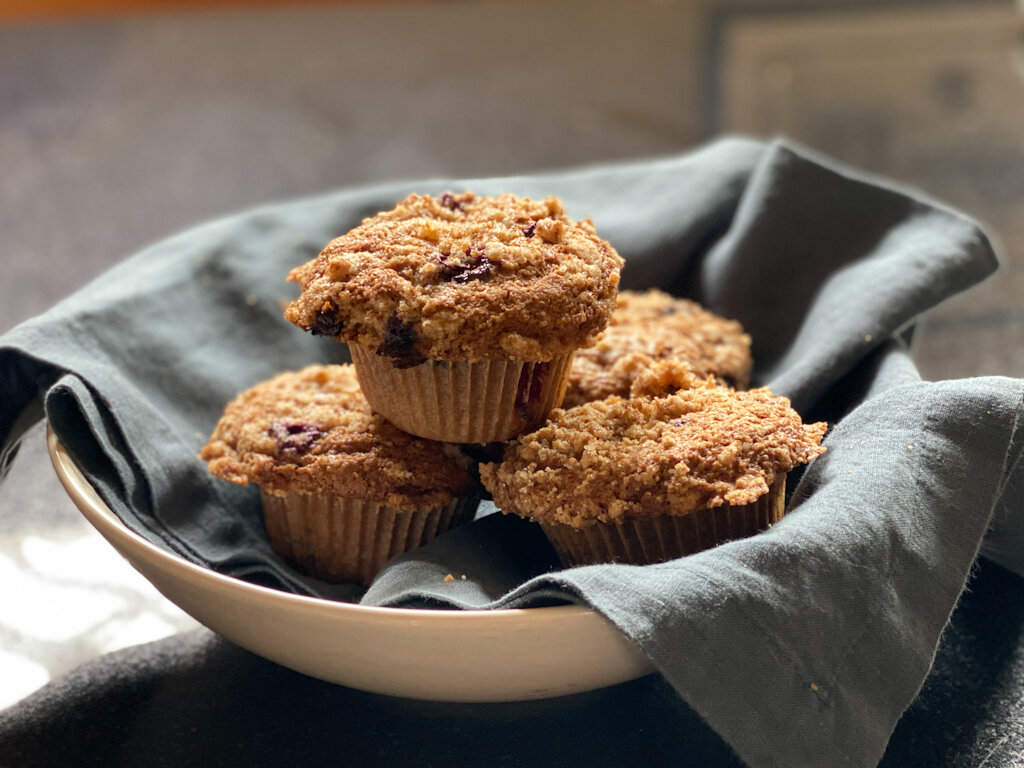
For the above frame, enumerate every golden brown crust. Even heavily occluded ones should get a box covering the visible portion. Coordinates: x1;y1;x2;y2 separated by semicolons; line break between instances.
284;192;623;363
199;364;476;509
480;371;827;528
561;289;752;408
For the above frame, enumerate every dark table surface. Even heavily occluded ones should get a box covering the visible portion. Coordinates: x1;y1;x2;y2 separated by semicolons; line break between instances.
1;1;1023;766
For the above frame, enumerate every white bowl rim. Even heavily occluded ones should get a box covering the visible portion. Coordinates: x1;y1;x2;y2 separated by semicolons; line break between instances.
46;425;605;626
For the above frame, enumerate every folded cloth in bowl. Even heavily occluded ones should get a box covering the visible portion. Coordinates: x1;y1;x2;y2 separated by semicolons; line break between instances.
1;137;1022;768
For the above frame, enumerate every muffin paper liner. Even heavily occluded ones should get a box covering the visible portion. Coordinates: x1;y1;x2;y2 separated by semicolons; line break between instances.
349;345;574;444
260;490;478;585
538;476;786;567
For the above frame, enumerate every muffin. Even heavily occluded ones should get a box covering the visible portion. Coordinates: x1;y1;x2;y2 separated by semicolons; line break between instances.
284;191;623;444
479;363;827;567
561;289;752;409
199;364;479;585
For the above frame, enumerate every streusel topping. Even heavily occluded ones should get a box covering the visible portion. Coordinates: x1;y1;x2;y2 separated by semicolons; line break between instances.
284;192;623;364
480;370;826;528
199;365;476;508
561;289;752;408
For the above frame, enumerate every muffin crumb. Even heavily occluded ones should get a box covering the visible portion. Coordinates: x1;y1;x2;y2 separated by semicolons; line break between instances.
562;290;752;408
284;192;623;362
481;377;826;528
199;364;476;508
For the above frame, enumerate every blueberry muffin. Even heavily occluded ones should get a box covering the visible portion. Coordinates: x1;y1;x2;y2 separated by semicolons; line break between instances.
561;289;752;409
199;364;478;585
284;192;623;443
480;363;827;567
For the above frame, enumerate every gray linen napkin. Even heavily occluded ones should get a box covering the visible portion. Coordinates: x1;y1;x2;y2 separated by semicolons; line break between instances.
1;138;1022;768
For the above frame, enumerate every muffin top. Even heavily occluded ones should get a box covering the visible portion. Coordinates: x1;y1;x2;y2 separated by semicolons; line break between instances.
284;192;623;365
480;366;827;528
561;289;753;408
199;364;476;509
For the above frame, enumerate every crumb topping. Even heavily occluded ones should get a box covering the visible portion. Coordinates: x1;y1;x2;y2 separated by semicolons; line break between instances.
480;373;827;528
199;364;476;508
284;192;623;362
562;289;752;408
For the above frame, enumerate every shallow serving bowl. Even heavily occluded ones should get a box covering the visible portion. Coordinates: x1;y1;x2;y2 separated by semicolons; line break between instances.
47;427;654;702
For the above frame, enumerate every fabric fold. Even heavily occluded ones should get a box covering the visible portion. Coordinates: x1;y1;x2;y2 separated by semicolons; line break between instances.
366;348;1024;768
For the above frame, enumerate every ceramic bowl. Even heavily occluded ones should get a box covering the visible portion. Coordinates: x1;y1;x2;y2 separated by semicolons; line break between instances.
48;427;654;702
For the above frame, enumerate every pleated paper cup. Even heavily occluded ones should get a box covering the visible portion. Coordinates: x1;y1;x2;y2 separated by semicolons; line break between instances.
538;476;786;568
349;345;574;444
260;490;478;586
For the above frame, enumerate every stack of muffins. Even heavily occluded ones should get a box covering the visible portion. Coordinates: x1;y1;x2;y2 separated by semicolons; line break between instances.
200;191;826;585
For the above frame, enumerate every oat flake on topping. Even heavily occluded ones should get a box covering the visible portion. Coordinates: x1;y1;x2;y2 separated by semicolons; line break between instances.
480;373;827;528
199;364;475;509
562;289;753;408
284;192;623;362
